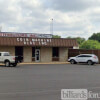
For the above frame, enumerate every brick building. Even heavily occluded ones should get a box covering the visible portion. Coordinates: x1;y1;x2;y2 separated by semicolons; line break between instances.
0;32;78;63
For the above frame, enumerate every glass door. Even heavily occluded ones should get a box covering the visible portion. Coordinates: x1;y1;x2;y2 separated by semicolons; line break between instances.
35;49;40;62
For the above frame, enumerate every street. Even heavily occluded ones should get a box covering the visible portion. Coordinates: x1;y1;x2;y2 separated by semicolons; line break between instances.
0;64;100;100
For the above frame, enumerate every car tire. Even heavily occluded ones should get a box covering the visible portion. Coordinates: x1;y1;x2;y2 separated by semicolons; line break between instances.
70;60;76;64
87;60;93;65
5;61;10;67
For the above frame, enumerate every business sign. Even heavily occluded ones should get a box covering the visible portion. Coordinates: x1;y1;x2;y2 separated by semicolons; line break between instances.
17;38;52;46
0;33;52;38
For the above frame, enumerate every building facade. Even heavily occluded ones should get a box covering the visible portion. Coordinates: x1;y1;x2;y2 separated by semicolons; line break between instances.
0;32;78;63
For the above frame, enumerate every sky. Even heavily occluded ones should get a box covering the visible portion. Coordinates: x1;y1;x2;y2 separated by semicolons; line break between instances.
0;0;100;39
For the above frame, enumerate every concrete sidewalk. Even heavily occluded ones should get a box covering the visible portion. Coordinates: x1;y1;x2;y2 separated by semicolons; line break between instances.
20;62;70;65
0;62;69;65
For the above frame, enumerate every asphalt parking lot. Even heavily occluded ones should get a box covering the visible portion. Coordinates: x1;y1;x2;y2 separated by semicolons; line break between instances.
0;64;100;100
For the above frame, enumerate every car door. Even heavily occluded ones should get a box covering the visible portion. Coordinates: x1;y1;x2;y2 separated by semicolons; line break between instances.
83;55;92;62
76;55;85;62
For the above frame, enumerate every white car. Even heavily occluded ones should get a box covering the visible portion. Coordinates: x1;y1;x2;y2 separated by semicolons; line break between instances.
68;54;99;65
0;52;18;67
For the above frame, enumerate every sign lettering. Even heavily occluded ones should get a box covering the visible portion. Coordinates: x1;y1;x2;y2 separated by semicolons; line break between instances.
17;38;52;46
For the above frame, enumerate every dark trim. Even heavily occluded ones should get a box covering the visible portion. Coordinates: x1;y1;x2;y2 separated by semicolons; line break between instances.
32;57;35;61
52;57;59;61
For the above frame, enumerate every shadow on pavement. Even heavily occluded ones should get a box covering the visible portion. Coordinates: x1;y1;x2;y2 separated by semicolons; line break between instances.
73;63;98;66
0;65;20;68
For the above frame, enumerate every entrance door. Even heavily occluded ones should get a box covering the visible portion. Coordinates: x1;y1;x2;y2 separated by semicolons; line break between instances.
35;49;40;62
15;46;23;62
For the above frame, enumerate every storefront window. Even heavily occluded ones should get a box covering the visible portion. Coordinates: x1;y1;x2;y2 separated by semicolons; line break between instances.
32;47;35;61
52;47;59;57
32;47;35;57
52;47;59;61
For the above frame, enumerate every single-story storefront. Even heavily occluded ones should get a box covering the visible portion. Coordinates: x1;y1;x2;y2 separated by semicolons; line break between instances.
0;32;78;63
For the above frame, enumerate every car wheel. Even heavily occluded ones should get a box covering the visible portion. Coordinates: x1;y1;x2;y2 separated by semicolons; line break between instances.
70;60;75;64
87;60;93;65
5;61;10;67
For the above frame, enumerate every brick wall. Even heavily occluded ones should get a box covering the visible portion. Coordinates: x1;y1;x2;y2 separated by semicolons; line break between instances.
59;48;68;62
41;47;52;62
23;47;32;62
23;47;52;63
41;47;68;62
0;46;15;56
0;46;68;62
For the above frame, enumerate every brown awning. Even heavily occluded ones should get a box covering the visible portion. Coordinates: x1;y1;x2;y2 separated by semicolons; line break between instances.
0;37;78;47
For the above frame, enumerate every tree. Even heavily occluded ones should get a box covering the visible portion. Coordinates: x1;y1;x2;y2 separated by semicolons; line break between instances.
66;37;85;45
89;33;100;42
53;35;61;38
66;36;72;39
80;40;100;49
75;37;85;45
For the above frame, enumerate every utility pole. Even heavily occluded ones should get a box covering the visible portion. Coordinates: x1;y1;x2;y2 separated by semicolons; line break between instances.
50;18;53;35
51;18;53;35
0;26;2;32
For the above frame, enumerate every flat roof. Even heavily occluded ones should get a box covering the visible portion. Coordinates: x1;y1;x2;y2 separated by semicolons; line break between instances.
0;37;78;47
0;32;52;38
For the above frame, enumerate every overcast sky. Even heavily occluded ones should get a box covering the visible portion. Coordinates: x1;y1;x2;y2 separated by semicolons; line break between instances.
0;0;100;38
